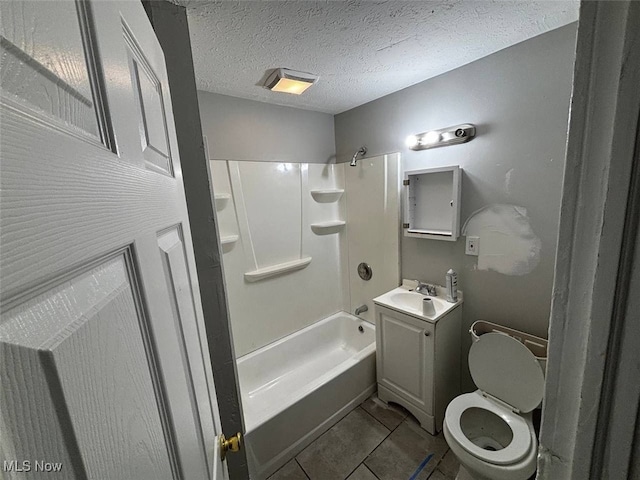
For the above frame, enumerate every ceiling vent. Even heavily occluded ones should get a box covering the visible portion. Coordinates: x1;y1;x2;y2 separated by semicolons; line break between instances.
263;68;318;95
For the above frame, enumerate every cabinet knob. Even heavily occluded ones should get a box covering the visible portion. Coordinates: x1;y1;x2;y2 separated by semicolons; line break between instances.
424;331;431;337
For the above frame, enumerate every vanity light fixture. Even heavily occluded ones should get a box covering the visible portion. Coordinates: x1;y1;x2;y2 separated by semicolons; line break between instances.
406;124;476;151
264;68;318;95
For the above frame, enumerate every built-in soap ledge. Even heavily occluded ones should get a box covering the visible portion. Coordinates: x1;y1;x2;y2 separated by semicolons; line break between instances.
220;234;239;245
214;193;231;210
244;257;312;282
310;221;346;234
310;189;344;203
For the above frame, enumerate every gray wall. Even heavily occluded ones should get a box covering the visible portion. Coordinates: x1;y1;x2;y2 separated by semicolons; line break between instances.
198;91;336;163
335;24;577;390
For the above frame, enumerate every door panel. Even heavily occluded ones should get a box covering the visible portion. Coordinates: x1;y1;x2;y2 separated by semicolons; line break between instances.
157;226;219;475
124;21;172;175
0;252;176;480
0;0;99;137
1;1;227;479
377;308;434;413
380;313;424;398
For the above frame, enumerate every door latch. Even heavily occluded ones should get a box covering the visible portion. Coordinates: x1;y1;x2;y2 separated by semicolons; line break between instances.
219;432;242;461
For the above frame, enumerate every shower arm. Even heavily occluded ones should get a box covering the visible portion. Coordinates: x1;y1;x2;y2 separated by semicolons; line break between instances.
350;146;367;166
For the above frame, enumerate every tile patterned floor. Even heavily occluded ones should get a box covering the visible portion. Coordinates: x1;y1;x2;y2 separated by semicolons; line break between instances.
268;393;459;480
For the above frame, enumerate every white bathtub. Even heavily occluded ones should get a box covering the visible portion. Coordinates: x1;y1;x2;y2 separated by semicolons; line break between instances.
237;312;376;479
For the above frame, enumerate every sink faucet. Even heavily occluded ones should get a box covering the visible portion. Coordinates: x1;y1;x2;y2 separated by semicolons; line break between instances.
355;304;368;316
414;280;437;297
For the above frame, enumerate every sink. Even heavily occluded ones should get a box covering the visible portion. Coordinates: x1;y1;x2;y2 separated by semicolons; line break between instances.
389;292;427;311
388;292;448;318
373;283;462;323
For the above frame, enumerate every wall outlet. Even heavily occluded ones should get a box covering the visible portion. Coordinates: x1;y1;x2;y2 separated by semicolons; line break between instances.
466;236;479;256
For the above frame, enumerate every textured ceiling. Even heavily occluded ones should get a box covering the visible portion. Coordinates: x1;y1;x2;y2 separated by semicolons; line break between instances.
180;1;578;114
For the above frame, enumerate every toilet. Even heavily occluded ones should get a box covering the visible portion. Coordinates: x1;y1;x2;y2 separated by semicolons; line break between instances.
443;328;546;480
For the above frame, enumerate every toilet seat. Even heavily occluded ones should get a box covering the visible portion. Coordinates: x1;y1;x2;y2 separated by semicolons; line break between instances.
445;391;533;466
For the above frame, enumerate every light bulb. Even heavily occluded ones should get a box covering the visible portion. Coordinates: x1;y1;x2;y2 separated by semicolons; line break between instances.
405;135;419;148
423;131;442;145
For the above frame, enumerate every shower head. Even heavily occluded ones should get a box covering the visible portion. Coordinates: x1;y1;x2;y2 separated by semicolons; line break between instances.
350;147;367;167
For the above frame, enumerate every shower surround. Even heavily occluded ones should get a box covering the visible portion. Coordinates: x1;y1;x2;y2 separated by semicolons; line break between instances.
210;155;400;355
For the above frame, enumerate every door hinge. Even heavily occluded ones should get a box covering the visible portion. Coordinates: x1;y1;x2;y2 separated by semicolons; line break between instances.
403;179;410;186
403;223;410;228
219;432;242;461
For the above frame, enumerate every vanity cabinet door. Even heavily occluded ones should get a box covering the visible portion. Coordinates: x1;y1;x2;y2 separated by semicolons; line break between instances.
376;307;435;414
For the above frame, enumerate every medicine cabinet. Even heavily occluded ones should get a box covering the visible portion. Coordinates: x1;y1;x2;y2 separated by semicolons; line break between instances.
403;166;461;241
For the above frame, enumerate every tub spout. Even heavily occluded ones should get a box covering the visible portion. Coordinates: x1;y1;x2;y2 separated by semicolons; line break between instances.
355;304;368;316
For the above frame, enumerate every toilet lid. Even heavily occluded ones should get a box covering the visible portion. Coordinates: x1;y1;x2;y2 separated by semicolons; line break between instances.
469;333;544;413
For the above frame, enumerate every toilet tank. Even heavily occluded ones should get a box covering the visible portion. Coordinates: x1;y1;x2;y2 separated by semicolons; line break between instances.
470;321;548;372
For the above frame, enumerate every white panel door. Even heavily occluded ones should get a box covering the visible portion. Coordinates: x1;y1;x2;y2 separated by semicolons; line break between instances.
0;1;227;479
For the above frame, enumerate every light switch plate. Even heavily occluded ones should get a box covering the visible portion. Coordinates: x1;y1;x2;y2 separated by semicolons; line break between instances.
466;236;479;256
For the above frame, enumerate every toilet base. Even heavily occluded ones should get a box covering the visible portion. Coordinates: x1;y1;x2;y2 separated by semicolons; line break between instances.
455;462;536;480
456;464;498;480
455;465;476;480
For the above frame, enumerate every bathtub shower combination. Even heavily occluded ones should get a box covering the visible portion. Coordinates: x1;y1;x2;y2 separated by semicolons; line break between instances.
209;154;400;478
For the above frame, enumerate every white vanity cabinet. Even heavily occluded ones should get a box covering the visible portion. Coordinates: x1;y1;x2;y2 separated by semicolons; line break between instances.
374;301;461;434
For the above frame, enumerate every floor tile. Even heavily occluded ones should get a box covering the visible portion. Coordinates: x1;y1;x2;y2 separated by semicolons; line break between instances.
296;407;389;480
435;449;460;478
365;419;449;480
361;394;408;431
268;459;308;480
346;464;378;480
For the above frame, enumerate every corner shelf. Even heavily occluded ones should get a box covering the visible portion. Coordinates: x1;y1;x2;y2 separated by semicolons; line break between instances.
310;221;346;234
214;193;231;210
220;234;239;245
310;189;344;203
244;257;312;282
